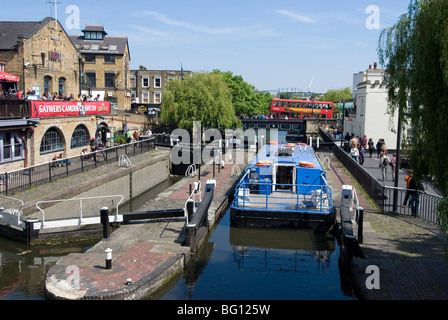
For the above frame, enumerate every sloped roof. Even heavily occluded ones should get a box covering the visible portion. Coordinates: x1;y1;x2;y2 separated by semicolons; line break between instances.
0;17;54;50
69;35;129;56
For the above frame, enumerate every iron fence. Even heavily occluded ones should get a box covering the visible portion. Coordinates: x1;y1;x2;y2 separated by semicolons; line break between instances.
318;128;443;225
0;137;155;196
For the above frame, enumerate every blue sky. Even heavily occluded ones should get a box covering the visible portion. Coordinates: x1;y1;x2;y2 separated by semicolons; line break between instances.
3;0;411;92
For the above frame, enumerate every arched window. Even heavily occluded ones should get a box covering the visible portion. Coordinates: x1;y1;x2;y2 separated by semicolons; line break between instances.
58;77;66;95
44;76;52;94
71;125;89;149
40;128;64;153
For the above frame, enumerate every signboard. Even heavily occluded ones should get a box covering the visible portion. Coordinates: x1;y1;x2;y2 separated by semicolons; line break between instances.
31;101;111;118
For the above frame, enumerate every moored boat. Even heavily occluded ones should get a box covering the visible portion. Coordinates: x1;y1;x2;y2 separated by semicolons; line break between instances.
230;142;336;232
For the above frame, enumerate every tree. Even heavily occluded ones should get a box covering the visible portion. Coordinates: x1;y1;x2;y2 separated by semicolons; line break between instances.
378;0;448;236
319;87;352;103
212;70;272;116
161;72;241;130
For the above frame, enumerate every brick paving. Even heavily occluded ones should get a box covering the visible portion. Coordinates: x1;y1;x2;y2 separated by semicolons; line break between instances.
45;151;251;300
31;145;448;300
327;153;448;300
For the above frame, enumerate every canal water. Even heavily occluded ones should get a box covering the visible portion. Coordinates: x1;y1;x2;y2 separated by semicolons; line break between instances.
0;130;355;300
149;209;354;300
0;176;181;300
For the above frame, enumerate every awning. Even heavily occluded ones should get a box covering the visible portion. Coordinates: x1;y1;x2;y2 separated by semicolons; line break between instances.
0;72;20;82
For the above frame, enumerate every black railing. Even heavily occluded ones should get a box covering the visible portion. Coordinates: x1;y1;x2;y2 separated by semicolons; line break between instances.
319;128;443;225
0;138;155;196
0;98;32;119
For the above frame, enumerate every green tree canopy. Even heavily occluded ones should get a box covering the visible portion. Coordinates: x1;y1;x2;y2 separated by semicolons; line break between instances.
212;70;272;116
319;87;352;103
161;72;241;130
378;0;448;235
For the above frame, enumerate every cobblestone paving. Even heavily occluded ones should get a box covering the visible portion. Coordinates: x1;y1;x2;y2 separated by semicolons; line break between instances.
326;153;448;300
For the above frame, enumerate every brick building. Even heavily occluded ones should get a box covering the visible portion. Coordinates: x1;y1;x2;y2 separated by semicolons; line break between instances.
0;17;148;171
130;66;192;114
70;25;131;111
0;17;80;99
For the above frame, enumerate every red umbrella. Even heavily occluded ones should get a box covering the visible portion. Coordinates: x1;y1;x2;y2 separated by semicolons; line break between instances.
0;72;20;82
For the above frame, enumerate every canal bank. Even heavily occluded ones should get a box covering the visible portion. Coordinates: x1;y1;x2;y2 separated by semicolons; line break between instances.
44;149;255;300
325;152;448;300
0;148;172;244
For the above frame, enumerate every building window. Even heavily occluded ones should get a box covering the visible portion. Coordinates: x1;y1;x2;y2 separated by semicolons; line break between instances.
40;128;64;154
85;72;96;88
85;54;96;63
0;132;24;163
154;92;161;104
142;92;149;103
58;77;66;94
142;76;149;88
131;91;136;102
44;76;52;94
154;76;161;88
84;32;104;40
104;55;115;64
105;73;115;88
71;125;89;149
130;76;136;88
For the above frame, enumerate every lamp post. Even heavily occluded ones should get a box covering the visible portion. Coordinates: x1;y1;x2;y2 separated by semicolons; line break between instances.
392;108;403;213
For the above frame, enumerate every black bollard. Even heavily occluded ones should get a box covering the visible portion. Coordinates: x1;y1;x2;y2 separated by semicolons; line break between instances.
100;207;110;239
105;248;112;270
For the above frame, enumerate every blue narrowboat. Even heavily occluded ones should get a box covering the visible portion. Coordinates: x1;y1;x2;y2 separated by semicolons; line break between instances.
230;142;336;232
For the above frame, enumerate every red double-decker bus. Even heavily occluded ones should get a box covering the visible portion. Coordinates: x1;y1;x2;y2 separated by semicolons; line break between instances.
271;99;334;119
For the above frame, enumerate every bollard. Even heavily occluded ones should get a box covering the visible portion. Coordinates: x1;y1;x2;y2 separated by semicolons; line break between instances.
105;248;112;270
100;207;110;239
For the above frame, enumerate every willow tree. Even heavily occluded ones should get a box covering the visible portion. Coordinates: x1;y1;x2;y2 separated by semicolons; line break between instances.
161;72;241;130
378;0;448;234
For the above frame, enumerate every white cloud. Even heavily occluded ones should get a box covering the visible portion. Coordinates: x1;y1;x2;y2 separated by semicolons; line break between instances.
141;10;240;35
274;9;316;24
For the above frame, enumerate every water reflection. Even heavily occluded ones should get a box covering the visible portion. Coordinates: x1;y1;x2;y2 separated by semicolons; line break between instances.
156;210;352;300
230;227;335;274
0;238;91;300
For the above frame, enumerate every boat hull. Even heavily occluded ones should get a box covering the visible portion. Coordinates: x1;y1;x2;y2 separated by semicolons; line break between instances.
230;207;336;232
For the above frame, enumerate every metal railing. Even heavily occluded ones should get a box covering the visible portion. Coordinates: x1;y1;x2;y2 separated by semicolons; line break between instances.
34;195;125;230
0;98;31;119
233;179;334;213
0;138;155;196
319;128;443;225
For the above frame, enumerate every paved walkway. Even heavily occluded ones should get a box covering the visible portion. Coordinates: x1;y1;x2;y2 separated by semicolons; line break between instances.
44;151;249;300
327;153;448;300
360;155;441;196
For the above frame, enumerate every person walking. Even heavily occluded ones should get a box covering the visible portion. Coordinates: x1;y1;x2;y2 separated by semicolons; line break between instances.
408;175;427;217
350;145;359;163
379;151;390;181
403;171;413;207
390;153;397;182
359;144;366;166
368;138;374;157
376;139;383;158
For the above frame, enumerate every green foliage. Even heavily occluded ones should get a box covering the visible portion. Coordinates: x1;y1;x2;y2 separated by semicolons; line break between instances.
212;70;272;116
378;0;448;236
161;72;241;130
319;87;353;103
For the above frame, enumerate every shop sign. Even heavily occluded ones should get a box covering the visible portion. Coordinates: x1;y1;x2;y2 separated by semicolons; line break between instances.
31;101;111;117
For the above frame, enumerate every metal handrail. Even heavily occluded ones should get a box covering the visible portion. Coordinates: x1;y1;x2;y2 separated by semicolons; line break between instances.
35;195;124;228
185;180;202;224
234;182;334;212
